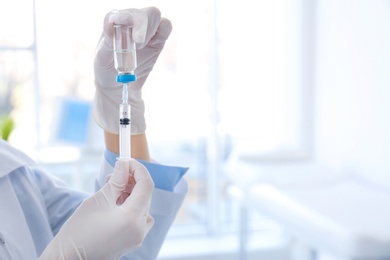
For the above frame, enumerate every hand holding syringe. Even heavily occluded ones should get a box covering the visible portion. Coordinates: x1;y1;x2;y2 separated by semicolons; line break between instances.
113;21;137;160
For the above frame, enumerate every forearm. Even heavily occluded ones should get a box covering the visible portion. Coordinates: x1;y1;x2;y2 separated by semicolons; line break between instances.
104;131;151;162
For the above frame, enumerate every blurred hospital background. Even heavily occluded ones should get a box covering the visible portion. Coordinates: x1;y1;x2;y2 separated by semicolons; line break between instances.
1;0;390;259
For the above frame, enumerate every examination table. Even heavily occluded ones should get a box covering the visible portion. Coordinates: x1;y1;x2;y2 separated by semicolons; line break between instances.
226;159;390;260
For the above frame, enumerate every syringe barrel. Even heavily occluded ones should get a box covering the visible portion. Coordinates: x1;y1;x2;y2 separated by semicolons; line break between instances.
114;24;137;79
119;103;131;159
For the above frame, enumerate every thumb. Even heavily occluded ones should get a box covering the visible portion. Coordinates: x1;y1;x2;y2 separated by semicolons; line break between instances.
122;159;154;212
107;158;131;195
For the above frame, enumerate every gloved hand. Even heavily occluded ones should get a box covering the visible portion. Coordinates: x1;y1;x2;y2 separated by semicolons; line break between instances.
93;7;173;135
39;159;155;260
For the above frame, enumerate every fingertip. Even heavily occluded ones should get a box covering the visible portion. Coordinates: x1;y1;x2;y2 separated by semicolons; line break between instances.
115;157;130;169
128;160;150;178
105;9;118;24
126;160;154;193
109;159;131;189
158;18;173;40
142;6;162;19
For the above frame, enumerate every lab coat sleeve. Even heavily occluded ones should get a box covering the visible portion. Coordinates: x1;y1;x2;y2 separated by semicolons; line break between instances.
31;166;89;236
95;154;188;260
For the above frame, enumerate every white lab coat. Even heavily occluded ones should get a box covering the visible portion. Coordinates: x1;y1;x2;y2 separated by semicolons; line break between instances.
0;140;187;259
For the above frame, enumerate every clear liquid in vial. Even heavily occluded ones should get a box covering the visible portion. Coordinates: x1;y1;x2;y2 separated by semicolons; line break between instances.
115;49;136;75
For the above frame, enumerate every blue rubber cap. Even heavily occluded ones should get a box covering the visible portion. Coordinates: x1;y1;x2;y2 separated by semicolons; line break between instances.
117;74;136;83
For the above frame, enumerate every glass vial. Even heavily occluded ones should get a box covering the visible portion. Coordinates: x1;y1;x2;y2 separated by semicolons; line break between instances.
114;24;137;83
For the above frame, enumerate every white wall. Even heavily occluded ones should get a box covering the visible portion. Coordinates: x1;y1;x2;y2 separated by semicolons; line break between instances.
314;0;390;185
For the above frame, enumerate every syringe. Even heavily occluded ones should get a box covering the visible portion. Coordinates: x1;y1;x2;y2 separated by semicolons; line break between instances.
113;22;137;160
119;83;131;159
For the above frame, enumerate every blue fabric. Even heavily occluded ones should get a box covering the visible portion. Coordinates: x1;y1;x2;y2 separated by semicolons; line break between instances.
104;149;188;192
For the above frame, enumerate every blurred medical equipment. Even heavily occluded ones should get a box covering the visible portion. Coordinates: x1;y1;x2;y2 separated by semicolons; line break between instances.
113;23;137;159
227;159;390;260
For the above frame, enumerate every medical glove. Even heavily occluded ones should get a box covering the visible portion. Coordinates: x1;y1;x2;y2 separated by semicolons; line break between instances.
39;158;155;260
93;7;172;134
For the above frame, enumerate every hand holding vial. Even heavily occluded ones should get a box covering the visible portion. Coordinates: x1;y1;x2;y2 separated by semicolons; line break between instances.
93;7;173;135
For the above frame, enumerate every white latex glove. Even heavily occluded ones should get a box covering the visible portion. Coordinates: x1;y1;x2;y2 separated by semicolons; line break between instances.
39;159;155;260
93;7;172;134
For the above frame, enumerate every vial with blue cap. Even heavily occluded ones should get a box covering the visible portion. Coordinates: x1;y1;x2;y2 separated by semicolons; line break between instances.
114;24;137;83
